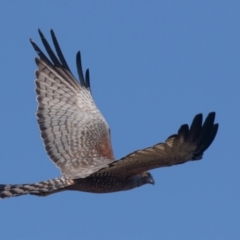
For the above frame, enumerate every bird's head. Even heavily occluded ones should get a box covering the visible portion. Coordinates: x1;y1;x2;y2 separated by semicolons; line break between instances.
140;172;155;185
121;171;155;191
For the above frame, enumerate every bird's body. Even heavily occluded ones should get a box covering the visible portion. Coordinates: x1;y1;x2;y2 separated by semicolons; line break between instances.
0;171;152;198
0;30;218;199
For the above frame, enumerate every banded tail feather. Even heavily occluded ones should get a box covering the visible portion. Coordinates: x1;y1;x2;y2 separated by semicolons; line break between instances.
0;177;74;199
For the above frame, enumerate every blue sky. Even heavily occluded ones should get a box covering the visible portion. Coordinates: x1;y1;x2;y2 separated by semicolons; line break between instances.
0;1;239;239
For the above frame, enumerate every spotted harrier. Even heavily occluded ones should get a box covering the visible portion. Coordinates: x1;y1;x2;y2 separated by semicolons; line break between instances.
0;30;218;199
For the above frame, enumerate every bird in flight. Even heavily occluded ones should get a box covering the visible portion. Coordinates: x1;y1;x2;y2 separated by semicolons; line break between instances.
0;30;218;199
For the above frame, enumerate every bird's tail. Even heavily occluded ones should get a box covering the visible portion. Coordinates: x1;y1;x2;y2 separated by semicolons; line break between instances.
0;176;74;199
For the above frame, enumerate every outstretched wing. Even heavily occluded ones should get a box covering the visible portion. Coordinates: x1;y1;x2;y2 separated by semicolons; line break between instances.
30;29;114;179
100;112;218;177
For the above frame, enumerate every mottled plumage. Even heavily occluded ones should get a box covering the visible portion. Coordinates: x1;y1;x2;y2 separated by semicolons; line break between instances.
0;30;218;199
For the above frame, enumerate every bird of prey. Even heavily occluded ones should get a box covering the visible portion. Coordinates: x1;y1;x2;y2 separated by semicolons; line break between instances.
0;30;218;199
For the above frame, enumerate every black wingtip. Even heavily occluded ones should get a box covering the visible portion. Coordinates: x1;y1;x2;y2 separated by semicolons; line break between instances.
29;38;37;50
85;69;91;89
191;112;218;160
201;123;219;153
50;29;72;73
197;112;217;147
189;113;203;142
204;112;216;124
76;51;85;86
38;29;45;41
30;37;38;50
76;51;91;89
30;34;53;66
178;124;189;140
31;29;91;91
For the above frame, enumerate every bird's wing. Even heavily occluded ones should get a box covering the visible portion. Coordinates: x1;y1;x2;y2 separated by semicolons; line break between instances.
30;30;114;179
99;112;218;177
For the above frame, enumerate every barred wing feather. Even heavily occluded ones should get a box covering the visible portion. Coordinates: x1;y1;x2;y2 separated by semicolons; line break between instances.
99;113;218;177
31;30;114;179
